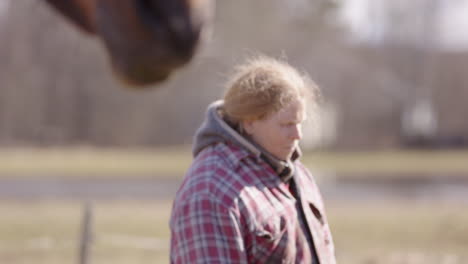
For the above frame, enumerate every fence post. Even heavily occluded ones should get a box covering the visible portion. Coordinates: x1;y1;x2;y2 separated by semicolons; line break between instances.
78;201;93;264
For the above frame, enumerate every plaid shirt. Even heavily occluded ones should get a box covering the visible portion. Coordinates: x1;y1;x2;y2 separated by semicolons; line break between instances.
170;142;336;263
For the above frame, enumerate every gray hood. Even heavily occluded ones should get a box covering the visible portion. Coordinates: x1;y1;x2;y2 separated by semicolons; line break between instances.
192;100;300;182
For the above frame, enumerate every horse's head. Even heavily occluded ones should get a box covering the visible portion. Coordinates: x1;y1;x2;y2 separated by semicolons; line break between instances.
45;0;213;87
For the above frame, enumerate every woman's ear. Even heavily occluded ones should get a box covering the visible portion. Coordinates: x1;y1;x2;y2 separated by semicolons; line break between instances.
241;120;254;135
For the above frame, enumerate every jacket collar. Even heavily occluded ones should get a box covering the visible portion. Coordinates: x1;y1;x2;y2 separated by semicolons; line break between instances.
193;100;301;182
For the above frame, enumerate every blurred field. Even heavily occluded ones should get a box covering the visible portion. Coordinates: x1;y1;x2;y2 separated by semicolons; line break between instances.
0;200;172;264
1;147;468;179
1;199;467;264
1;148;468;263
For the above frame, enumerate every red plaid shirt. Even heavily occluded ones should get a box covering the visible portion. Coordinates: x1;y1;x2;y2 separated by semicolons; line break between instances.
170;142;336;263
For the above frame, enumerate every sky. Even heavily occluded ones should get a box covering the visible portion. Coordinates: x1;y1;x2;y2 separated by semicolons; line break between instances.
339;0;468;51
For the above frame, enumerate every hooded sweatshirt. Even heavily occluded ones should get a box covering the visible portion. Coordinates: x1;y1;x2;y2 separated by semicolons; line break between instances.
170;100;336;264
192;100;299;182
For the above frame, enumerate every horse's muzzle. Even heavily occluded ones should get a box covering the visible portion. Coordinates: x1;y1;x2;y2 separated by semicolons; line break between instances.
96;0;213;87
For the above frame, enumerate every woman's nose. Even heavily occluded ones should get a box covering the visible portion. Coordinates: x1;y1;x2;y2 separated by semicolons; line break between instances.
290;124;302;140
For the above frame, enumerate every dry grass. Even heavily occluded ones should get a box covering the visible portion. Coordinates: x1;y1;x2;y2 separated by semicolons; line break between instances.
0;200;172;264
328;200;468;263
1;147;468;179
0;147;192;178
303;150;468;179
1;199;467;264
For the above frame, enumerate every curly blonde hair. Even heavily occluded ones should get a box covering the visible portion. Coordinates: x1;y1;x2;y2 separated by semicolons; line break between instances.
222;56;319;123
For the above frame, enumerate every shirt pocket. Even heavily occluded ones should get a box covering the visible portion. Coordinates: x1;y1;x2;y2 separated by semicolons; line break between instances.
307;201;325;225
306;198;334;248
250;214;292;262
253;215;285;241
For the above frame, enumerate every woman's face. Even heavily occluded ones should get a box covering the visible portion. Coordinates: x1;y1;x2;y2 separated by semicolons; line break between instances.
243;99;306;161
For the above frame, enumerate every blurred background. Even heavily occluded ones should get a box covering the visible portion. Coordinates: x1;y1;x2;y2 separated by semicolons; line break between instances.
1;0;468;263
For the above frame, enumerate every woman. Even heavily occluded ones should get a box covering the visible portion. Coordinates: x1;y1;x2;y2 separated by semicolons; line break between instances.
170;56;336;263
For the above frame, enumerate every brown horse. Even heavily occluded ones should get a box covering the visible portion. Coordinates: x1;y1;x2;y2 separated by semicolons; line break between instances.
44;0;213;87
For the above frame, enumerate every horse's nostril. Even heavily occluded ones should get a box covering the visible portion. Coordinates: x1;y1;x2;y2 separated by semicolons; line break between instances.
137;0;199;56
139;0;159;14
137;0;190;34
137;0;166;27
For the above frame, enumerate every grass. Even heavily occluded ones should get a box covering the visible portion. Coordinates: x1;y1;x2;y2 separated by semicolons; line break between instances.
1;147;467;263
303;150;468;179
1;147;468;179
0;200;172;264
0;147;192;179
0;199;467;264
328;200;468;263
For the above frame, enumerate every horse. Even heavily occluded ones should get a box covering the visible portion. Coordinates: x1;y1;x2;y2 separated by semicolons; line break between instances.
44;0;214;87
